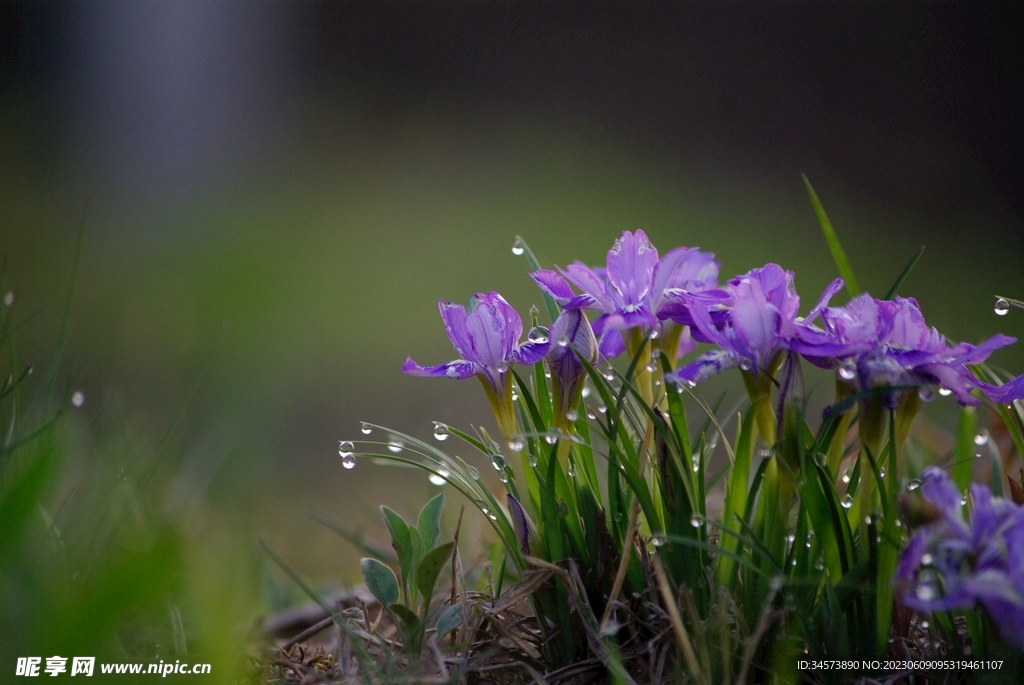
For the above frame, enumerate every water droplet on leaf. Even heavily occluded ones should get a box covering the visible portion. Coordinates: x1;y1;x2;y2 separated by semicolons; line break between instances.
339;441;354;453
342;453;356;470
841;495;854;509
490;454;507;471
838;359;857;381
468;466;480;480
690;514;704;528
429;473;445;486
938;387;952;396
433;422;450;441
566;409;578;422
360;423;373;435
511;239;525;256
71;391;85;407
907;479;921;491
918;387;935;402
995;298;1010;316
388;439;403;453
974;429;989;446
509;436;525;452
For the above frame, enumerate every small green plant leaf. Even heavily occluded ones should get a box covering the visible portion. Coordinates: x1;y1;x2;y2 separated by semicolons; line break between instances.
803;174;860;297
380;506;413;589
434;604;463;639
388;602;424;653
415;541;455;611
417;493;445;554
360;558;399;607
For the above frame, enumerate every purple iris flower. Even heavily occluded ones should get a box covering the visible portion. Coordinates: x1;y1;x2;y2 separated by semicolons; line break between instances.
668;264;827;385
403;292;549;438
546;309;600;432
530;230;724;358
793;292;1024;406
895;467;1024;649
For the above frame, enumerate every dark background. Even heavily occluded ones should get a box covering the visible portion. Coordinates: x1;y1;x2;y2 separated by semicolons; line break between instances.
2;2;1021;579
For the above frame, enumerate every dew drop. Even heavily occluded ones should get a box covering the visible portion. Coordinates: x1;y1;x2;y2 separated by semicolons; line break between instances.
543;369;551;378
973;429;989;446
342;453;356;470
920;619;931;630
3;291;12;307
644;363;657;373
785;532;796;543
938;386;952;396
838;359;857;381
814;557;825;571
995;298;1010;316
508;436;525;452
388;439;404;453
556;335;569;348
566;409;579;422
918;387;935;402
429;473;446;486
739;359;753;371
841;494;854;509
512;239;525;256
581;385;591;398
842;471;851;484
528;326;549;344
907;479;921;491
960;494;968;505
603;368;616;381
586;409;596;420
921;553;934;566
468;466;480;480
557;501;568;517
651;533;667;547
813;452;826;467
567;461;577;478
481;506;489;515
497;362;510;373
648;328;660;340
527;453;538;467
339;440;354;454
71;391;85;407
360;422;373;435
597;404;607;414
879;467;886;478
689;513;704;528
544;430;559;445
498;471;508;484
490;454;507;471
433;422;450;441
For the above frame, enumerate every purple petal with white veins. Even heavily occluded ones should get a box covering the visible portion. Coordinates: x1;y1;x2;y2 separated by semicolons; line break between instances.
439;300;474;360
510;340;550;366
805;277;845;324
401;357;477;380
605;230;658;305
731;289;781;365
531;270;576;306
669;349;739;385
601;306;658;332
650;247;694;309
597;328;627;359
562;263;617;312
670;249;721;291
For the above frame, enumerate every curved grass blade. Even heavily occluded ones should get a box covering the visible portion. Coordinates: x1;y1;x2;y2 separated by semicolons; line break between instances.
882;245;925;300
802;174;860;297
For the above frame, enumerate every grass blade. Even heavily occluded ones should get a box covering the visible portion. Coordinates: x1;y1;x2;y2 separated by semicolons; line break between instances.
882;245;925;300
802;174;860;297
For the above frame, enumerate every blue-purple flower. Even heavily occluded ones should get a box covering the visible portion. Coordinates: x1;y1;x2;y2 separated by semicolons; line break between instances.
895;467;1024;649
793;292;1024;406
531;230;724;358
403;292;549;439
545;309;599;433
668;264;826;385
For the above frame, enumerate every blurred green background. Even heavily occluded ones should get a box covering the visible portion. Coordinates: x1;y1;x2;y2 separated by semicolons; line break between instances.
2;0;1022;616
